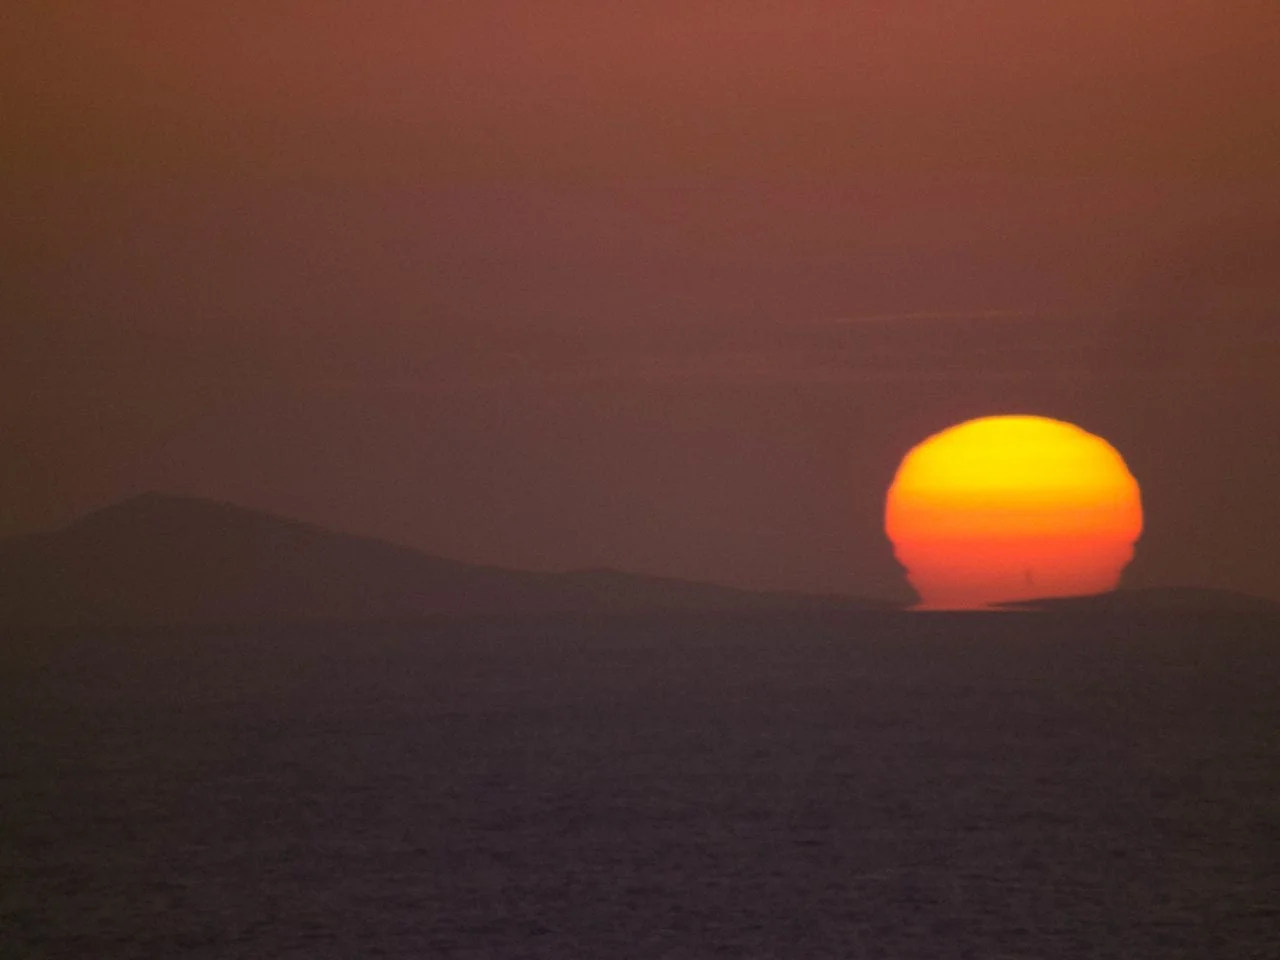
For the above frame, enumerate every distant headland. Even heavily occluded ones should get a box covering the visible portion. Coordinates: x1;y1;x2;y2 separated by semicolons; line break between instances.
0;493;1273;630
0;493;894;628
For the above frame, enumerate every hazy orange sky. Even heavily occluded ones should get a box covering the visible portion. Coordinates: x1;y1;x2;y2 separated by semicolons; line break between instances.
3;2;1278;600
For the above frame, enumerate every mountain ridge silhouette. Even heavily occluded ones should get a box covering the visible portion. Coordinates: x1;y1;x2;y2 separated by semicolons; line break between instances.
3;493;1273;629
0;493;895;627
999;586;1280;614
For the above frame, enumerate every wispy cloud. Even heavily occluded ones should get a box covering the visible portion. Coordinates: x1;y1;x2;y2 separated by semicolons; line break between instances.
352;308;1115;391
827;308;1054;326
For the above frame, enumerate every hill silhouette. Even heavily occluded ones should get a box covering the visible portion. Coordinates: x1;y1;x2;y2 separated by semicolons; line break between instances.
0;493;893;627
1000;586;1280;614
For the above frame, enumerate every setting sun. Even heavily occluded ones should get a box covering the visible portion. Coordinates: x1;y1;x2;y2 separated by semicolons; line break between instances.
886;416;1143;609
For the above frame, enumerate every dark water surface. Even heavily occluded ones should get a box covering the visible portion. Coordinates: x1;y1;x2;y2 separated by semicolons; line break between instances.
4;613;1279;958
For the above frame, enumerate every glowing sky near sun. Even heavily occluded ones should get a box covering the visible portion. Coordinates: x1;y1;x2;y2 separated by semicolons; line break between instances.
4;4;1278;603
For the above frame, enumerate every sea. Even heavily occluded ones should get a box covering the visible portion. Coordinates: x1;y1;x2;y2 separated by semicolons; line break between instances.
3;612;1279;958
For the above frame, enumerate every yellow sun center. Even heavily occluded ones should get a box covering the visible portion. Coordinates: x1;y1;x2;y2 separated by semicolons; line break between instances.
885;415;1143;609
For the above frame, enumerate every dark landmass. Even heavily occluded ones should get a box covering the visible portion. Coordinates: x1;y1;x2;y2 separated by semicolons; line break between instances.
0;493;895;628
4;493;1273;630
1000;586;1280;614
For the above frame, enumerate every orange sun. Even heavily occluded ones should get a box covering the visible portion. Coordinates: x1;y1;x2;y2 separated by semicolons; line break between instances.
885;415;1143;609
